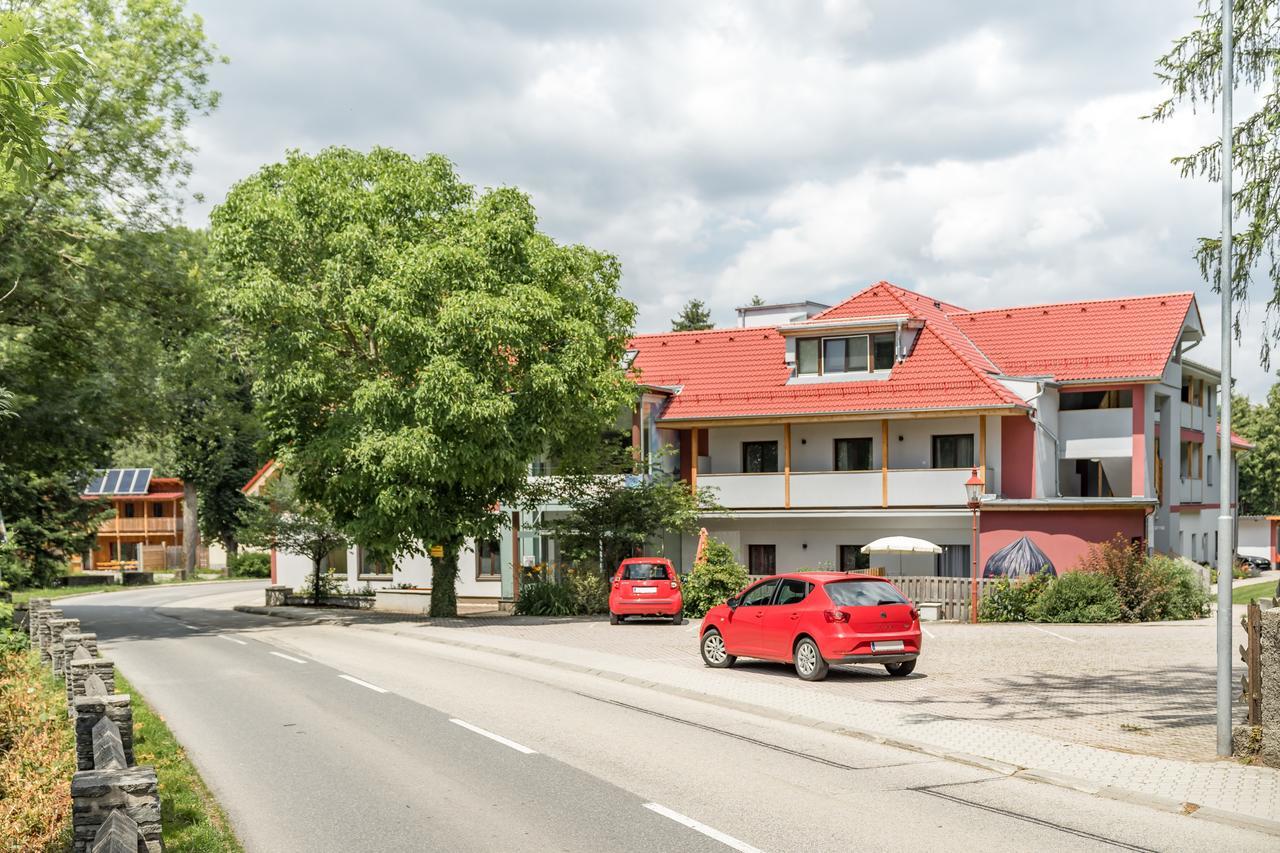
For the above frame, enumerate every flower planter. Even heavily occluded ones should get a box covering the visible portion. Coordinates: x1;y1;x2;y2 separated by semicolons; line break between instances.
374;588;432;614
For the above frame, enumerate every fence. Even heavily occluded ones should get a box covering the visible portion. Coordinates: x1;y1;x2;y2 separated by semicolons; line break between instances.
21;600;164;852
889;576;1000;622
1233;602;1279;766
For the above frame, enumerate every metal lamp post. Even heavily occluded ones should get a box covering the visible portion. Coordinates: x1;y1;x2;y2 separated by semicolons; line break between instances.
965;467;984;624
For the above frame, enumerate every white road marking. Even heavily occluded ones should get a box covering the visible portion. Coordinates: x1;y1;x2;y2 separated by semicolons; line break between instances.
181;623;199;631
218;635;248;645
1029;625;1078;643
338;674;387;693
922;626;937;640
449;719;537;754
269;651;307;664
642;803;763;853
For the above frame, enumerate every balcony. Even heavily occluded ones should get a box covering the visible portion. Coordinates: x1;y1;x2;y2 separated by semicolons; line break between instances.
1180;401;1204;432
698;467;992;510
1059;408;1132;459
98;517;182;535
1179;477;1203;505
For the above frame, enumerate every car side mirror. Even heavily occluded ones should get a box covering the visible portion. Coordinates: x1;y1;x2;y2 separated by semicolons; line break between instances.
727;596;740;609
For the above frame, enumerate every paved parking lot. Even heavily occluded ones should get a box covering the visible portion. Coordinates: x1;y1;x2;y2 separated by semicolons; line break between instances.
430;611;1250;762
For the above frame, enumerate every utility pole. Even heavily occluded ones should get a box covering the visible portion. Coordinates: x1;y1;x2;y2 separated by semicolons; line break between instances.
1215;0;1235;758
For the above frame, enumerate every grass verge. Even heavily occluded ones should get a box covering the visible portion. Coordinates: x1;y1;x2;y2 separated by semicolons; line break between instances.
0;642;75;850
1233;579;1279;605
114;670;242;852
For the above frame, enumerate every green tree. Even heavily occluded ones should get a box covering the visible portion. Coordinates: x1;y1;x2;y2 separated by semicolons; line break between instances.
0;1;218;586
1235;387;1280;515
671;298;713;331
239;478;348;604
749;294;765;306
0;11;86;188
213;147;637;616
545;470;719;575
1150;1;1280;361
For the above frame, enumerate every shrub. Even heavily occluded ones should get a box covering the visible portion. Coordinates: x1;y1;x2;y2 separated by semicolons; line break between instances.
1029;571;1123;623
682;537;750;618
228;552;271;578
297;571;342;601
0;542;32;591
978;572;1051;622
566;569;609;615
1077;535;1160;621
513;581;577;616
1145;555;1210;620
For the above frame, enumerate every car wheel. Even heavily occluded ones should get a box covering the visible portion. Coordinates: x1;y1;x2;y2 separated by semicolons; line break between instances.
609;612;620;625
672;612;684;626
885;659;916;677
794;637;829;681
700;629;735;668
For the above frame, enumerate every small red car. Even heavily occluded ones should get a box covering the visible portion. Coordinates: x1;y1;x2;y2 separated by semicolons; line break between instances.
698;572;921;681
609;557;683;625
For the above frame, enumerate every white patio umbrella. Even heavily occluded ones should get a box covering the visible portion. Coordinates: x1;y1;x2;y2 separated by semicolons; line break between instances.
861;536;942;574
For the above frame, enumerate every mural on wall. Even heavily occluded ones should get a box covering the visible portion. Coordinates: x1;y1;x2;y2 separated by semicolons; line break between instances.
982;535;1057;578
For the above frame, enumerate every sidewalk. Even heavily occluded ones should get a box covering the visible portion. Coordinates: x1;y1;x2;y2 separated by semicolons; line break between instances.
237;603;1280;837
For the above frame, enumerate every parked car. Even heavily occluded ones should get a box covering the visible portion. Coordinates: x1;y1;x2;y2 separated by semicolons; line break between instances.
609;557;683;625
1236;554;1271;575
698;572;921;682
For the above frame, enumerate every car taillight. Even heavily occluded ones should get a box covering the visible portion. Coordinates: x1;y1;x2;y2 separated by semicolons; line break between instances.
823;609;849;623
909;608;918;621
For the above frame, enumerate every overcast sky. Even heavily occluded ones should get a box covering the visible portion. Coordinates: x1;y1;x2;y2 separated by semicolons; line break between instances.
184;0;1276;399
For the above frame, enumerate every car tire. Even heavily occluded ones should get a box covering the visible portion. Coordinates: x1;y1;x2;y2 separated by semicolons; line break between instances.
794;637;829;681
885;659;916;677
672;612;684;626
609;612;620;625
700;629;735;668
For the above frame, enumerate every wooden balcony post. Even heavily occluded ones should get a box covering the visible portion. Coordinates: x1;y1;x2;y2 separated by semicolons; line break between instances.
881;419;889;508
783;423;792;509
690;428;699;495
979;415;987;477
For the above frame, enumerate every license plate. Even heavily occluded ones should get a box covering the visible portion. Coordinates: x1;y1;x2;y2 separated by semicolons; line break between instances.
634;587;657;595
872;640;904;652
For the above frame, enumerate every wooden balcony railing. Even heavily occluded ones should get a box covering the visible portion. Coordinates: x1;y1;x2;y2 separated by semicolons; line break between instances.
98;517;183;535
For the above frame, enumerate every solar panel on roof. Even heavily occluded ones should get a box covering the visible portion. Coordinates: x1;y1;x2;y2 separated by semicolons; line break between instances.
85;471;108;495
130;469;152;494
83;468;154;496
102;469;121;494
117;469;136;493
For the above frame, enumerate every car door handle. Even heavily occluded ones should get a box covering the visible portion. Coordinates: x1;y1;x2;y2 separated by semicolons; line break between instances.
789;614;800;620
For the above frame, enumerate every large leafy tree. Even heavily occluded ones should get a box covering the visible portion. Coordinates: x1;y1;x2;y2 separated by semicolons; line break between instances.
0;1;218;584
239;478;348;604
213;147;637;616
1150;1;1280;361
1234;387;1280;515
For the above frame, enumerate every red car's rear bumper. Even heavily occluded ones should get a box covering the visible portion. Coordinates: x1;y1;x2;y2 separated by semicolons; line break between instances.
816;629;922;662
610;596;682;616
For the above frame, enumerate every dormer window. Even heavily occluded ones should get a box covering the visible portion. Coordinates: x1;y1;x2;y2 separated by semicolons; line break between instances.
795;331;897;376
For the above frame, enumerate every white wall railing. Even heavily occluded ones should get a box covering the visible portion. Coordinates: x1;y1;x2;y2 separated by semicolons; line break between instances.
1180;401;1204;432
1179;477;1204;505
699;467;993;509
790;471;881;507
1059;408;1132;459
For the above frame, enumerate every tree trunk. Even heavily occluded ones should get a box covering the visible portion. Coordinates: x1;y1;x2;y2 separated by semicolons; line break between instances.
313;555;323;605
429;537;462;617
182;481;199;576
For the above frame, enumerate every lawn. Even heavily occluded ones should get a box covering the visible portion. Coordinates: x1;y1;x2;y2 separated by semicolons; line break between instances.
10;575;243;606
1232;579;1279;605
115;669;243;852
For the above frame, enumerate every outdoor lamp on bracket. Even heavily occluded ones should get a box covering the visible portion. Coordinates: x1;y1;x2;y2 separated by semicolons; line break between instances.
964;467;984;509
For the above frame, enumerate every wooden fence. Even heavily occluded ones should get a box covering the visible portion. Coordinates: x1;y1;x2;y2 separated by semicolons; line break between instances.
1241;601;1263;726
889;576;1000;622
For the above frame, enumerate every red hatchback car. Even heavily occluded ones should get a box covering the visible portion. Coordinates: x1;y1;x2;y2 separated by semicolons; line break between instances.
698;572;921;681
609;558;683;625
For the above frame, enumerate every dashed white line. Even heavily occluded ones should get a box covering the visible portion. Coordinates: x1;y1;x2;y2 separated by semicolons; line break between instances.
180;623;199;631
449;719;537;754
269;651;307;664
338;674;387;693
642;803;763;853
922;626;937;640
218;635;248;645
1029;625;1078;643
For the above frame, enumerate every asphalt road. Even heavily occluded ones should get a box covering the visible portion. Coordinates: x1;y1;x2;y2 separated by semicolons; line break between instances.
61;582;1278;853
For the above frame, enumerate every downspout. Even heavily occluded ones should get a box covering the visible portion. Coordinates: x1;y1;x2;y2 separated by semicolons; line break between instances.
1025;383;1063;498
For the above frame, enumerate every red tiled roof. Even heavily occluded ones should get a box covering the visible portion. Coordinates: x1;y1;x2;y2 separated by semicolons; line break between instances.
1218;424;1254;451
948;292;1196;382
630;282;1027;421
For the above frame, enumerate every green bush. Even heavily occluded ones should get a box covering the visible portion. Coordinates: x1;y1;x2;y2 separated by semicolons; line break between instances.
1145;555;1210;620
566;569;609;615
228;552;271;578
513;581;577;616
979;572;1051;622
1029;571;1123;623
682;537;750;618
0;542;32;591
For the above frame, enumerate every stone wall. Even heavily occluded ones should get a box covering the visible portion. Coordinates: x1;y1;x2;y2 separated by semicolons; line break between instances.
1233;608;1280;766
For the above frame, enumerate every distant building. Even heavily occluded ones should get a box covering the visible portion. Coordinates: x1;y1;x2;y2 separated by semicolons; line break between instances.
76;468;203;571
736;300;830;328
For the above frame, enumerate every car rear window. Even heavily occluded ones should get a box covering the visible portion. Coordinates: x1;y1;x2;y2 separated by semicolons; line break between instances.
621;563;670;581
824;579;909;607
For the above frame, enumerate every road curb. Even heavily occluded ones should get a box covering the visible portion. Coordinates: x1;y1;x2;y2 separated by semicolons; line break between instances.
233;604;352;625
242;606;1280;838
